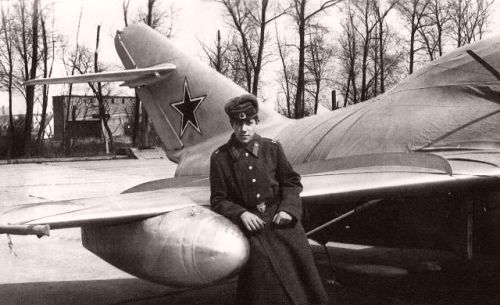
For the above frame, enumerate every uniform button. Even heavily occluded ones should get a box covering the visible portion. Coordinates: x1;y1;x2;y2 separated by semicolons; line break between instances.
245;152;249;157
252;179;256;183
256;193;261;198
248;166;253;170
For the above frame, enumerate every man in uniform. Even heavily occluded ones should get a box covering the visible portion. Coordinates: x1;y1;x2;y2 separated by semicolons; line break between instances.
210;94;328;305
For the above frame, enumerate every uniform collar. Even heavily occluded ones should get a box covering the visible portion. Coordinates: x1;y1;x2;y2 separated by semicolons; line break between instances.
228;134;261;160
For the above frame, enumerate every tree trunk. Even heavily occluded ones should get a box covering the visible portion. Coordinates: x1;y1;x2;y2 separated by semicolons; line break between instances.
251;0;269;96
216;30;222;72
435;0;443;57
378;14;385;93
373;34;378;97
351;70;358;104
294;0;306;118
1;5;15;157
63;89;73;153
8;77;14;158
123;0;130;26
132;92;140;147
409;14;416;75
140;105;150;148
138;0;157;149
457;0;462;47
350;33;358;104
36;16;49;153
343;77;351;107
94;25;114;153
360;1;370;102
331;90;337;110
23;0;39;157
360;38;369;101
313;82;320;114
243;50;252;92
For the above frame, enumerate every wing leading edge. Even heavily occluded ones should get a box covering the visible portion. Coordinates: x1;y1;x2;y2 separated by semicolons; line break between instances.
0;186;209;234
2;153;499;236
25;63;176;88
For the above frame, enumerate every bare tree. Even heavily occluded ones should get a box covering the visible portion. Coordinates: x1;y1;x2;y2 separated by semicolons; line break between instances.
220;0;286;96
35;9;57;154
123;0;131;27
200;30;231;75
289;0;341;118
353;0;396;101
373;0;397;94
337;7;360;107
448;0;493;47
417;0;451;60
396;0;431;74
66;41;116;154
129;0;178;148
121;0;141;147
355;0;375;102
221;0;255;92
275;21;297;118
0;3;16;157
60;6;83;153
203;34;251;90
139;0;176;37
92;25;113;153
304;24;334;114
12;0;40;156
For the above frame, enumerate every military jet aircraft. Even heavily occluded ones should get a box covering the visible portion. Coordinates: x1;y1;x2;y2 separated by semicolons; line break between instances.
1;23;500;287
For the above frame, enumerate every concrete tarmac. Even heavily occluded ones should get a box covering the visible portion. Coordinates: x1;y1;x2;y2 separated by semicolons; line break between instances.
1;159;499;304
0;159;201;305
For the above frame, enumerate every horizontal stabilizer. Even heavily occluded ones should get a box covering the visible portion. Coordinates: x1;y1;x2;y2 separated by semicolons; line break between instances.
25;63;176;87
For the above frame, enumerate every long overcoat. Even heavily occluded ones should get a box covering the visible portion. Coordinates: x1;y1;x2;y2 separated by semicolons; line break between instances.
210;134;328;305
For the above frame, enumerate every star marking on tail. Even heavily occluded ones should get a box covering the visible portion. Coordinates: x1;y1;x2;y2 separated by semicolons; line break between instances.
170;77;206;137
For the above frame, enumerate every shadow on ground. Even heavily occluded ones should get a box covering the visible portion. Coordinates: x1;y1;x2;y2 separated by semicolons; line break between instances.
0;278;237;305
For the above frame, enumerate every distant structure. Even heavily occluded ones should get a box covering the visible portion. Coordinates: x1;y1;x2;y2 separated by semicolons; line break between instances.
0;114;22;137
0;114;53;137
53;95;137;141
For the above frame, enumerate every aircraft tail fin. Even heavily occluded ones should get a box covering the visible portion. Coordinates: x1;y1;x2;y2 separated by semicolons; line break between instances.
115;24;283;160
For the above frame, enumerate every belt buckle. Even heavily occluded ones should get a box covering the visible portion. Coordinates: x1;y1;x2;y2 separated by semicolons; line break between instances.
256;202;266;214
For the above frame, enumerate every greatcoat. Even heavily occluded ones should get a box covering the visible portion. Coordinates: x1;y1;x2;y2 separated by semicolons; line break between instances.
210;134;328;305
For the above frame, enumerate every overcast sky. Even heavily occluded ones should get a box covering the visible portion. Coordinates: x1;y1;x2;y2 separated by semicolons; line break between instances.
2;0;225;114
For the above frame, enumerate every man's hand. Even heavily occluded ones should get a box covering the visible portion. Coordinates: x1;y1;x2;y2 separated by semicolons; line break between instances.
273;211;293;226
240;211;266;232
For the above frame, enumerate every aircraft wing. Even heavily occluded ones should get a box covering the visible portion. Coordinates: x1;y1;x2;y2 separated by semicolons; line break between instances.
25;63;176;87
0;186;208;233
1;152;498;236
300;163;500;203
297;151;500;202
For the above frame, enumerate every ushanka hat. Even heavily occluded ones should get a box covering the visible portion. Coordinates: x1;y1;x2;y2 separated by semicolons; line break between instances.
224;94;259;121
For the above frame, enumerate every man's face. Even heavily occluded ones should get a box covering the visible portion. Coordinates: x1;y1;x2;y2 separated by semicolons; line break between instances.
231;119;257;144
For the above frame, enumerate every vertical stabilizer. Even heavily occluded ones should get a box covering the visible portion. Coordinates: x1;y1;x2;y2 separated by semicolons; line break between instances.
114;24;282;162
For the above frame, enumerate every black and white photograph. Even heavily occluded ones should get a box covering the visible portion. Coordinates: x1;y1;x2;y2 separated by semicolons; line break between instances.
1;0;500;304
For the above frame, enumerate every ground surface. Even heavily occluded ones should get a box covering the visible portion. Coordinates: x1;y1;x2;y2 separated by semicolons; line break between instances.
1;159;499;304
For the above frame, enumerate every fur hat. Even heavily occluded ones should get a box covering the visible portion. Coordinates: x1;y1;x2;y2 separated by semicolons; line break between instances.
224;94;259;121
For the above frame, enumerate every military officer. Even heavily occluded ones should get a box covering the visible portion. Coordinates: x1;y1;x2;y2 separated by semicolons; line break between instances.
210;94;328;305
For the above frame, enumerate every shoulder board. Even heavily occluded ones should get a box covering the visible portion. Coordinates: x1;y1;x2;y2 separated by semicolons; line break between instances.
213;143;230;155
262;138;280;145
